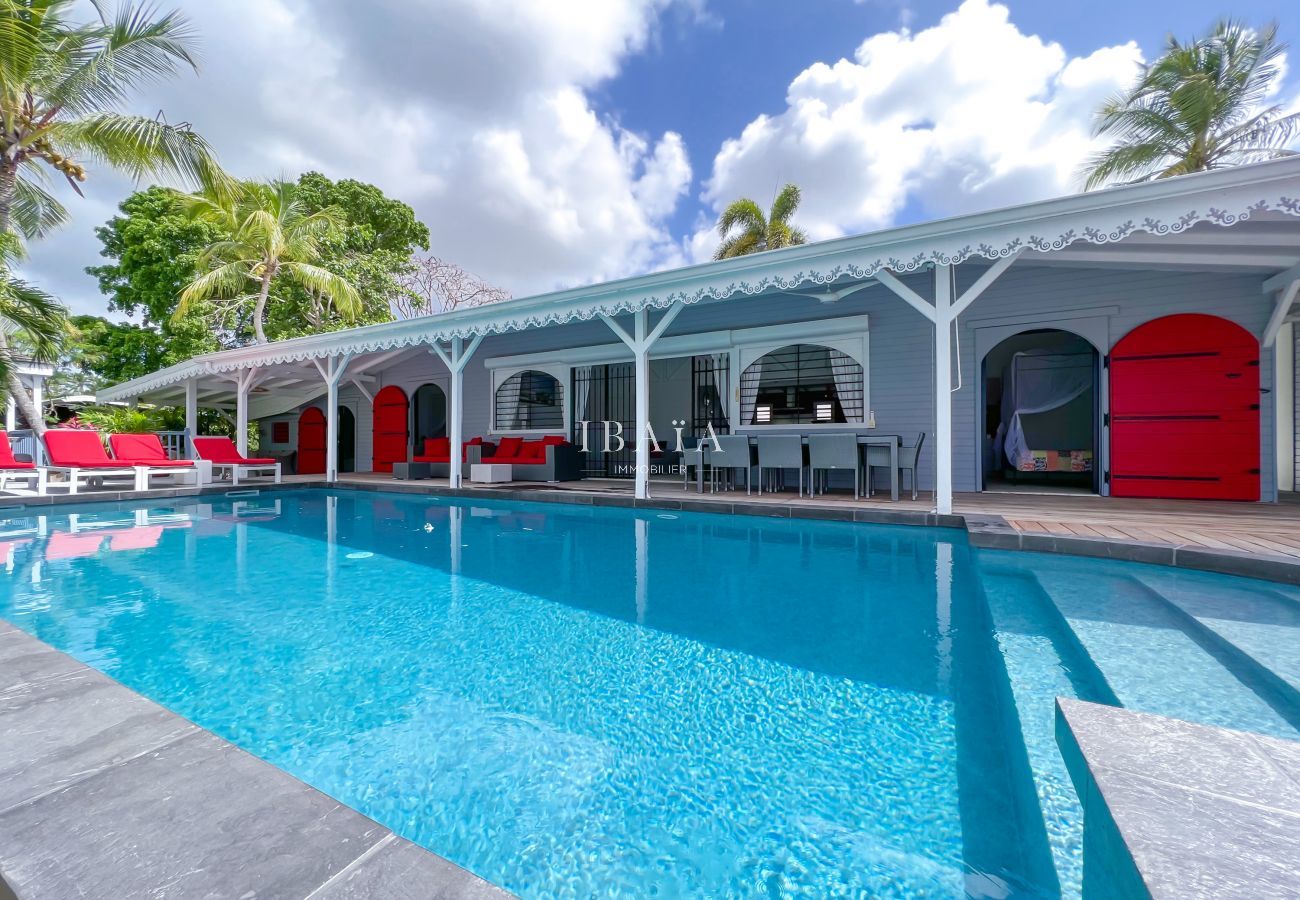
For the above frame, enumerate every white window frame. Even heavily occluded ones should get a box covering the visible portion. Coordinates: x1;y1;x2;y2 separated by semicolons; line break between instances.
489;364;571;435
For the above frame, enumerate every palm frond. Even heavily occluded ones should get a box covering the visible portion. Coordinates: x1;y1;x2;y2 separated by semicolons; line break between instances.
714;230;762;260
57;111;224;189
46;1;198;115
282;261;361;319
175;259;255;319
769;183;802;226
8;175;68;239
0;269;66;362
716;198;765;239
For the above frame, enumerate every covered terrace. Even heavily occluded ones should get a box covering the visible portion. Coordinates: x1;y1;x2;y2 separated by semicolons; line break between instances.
97;157;1300;516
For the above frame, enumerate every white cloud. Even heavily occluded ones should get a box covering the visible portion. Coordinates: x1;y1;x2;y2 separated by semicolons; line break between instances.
689;0;1144;260
20;0;698;314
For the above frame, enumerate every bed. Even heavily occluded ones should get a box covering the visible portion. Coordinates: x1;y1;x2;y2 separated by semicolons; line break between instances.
996;351;1095;475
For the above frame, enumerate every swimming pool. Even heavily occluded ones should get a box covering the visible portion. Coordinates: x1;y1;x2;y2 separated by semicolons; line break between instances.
0;490;1295;897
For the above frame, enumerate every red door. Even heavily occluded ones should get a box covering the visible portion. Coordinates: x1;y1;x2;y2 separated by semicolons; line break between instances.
371;386;409;473
297;407;327;475
1109;314;1259;500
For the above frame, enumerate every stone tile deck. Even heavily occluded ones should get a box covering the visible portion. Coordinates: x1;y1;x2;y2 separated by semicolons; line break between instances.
0;624;509;900
1056;698;1300;899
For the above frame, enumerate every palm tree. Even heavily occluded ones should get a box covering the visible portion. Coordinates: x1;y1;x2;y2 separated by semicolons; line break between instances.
714;183;808;259
0;233;64;425
177;181;361;344
1084;20;1299;189
0;0;226;432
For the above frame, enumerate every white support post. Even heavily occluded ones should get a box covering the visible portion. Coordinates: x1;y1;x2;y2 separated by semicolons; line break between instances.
322;353;353;483
633;310;650;500
431;334;485;489
30;377;42;426
234;367;258;458
873;258;1021;513
184;378;198;454
934;265;954;515
5;396;14;432
599;302;683;500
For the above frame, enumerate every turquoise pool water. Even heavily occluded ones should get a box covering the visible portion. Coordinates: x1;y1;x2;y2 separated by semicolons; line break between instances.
0;490;1295;897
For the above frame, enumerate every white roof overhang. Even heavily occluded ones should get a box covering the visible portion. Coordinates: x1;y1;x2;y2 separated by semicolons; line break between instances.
98;156;1300;404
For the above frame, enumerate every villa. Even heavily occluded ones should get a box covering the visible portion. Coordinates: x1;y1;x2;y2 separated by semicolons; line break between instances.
91;157;1300;514
1;159;1299;899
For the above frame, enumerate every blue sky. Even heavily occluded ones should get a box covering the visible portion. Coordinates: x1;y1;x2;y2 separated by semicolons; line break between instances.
597;0;1298;242
22;0;1300;316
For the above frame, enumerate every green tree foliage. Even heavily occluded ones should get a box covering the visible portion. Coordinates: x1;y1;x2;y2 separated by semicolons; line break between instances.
1085;20;1299;188
714;184;808;259
48;314;167;396
176;179;361;344
87;186;229;360
265;171;429;338
91;174;428;348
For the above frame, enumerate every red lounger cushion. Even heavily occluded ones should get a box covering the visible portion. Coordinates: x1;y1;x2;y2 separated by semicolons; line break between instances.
0;433;34;470
45;430;136;468
193;436;276;465
108;433;193;467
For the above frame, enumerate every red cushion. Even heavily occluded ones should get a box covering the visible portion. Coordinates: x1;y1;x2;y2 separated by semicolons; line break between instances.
518;440;547;460
45;430;113;466
0;433;32;469
541;435;567;446
117;458;194;468
109;433;170;462
194;436;276;466
424;437;450;458
495;436;523;458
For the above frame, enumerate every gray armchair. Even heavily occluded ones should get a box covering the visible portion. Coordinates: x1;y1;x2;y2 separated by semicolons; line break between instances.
710;434;756;493
756;435;805;496
808;433;861;497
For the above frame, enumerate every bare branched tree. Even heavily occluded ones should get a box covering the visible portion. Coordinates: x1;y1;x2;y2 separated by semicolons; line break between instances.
393;256;510;319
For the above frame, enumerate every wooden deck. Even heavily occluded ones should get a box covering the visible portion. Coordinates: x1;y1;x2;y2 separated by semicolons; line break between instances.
318;473;1300;561
962;491;1300;560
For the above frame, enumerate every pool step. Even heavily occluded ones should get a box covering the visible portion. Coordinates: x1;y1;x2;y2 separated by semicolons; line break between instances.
1127;572;1300;727
977;566;1093;897
1029;567;1298;741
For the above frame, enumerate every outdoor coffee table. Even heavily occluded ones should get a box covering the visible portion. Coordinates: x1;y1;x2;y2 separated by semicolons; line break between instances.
392;462;431;480
469;463;512;484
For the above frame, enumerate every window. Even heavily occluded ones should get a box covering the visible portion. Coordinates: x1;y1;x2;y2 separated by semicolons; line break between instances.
495;370;564;430
740;344;864;426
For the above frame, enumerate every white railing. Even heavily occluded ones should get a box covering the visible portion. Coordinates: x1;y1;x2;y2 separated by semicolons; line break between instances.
157;430;192;460
5;429;44;465
5;429;193;464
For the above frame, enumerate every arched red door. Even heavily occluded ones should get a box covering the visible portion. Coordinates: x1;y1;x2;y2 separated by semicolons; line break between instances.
371;386;409;473
297;407;327;475
1110;314;1259;500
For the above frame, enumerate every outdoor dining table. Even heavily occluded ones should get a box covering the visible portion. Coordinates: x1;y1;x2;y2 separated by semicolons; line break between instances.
693;433;902;501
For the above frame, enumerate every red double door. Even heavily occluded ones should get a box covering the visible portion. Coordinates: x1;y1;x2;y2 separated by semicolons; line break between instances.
297;407;326;475
1109;313;1260;501
371;386;409;473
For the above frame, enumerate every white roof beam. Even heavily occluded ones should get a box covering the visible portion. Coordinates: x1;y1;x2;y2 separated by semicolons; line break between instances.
1263;261;1300;294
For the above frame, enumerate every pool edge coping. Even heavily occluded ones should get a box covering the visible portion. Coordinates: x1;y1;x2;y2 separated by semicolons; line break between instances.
0;624;513;900
1055;698;1300;898
4;478;1298;586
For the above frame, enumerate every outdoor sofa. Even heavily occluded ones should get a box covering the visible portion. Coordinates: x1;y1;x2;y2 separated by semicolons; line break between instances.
469;435;584;482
